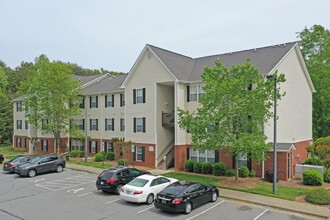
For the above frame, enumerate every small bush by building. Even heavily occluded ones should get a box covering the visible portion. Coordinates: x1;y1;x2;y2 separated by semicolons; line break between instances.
94;152;105;162
303;170;323;186
79;151;85;158
304;157;323;166
184;160;195;172
239;166;249;178
213;162;227;176
323;158;330;169
106;152;115;161
193;162;203;173
117;159;129;166
202;161;213;174
70;150;79;157
225;169;235;177
306;188;330;205
250;169;256;177
265;170;279;183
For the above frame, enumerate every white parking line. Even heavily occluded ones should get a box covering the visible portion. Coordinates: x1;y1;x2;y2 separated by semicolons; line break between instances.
253;209;268;220
77;192;93;197
105;198;121;204
186;200;225;220
137;206;154;214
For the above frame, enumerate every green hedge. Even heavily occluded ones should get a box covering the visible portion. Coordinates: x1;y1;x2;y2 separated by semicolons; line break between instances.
303;170;323;186
184;160;195;172
225;169;235;177
118;159;128;166
70;150;79;157
94;152;105;162
250;169;256;177
306;188;330;205
304;157;323;166
213;162;227;176
106;152;115;161
202;162;213;174
193;162;203;173
79;151;85;158
239;166;249;178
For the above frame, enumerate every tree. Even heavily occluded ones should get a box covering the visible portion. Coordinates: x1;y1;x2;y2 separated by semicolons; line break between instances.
0;66;8;95
0;66;8;142
20;55;82;154
297;25;330;139
178;59;285;182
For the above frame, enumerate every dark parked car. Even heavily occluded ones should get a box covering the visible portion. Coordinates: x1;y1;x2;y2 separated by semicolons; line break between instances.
3;156;34;173
15;155;66;177
0;154;4;163
96;166;149;194
154;181;219;214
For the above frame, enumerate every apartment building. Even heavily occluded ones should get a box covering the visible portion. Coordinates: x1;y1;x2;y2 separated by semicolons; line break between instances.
13;42;315;180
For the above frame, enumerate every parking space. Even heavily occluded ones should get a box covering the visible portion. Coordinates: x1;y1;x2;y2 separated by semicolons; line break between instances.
0;169;313;220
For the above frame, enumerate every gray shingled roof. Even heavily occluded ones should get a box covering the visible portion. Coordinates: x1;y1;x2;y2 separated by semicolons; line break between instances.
148;42;297;82
74;75;103;85
82;74;127;95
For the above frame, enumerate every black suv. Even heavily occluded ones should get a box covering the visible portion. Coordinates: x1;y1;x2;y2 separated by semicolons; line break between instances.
0;154;4;163
96;166;149;194
15;155;66;177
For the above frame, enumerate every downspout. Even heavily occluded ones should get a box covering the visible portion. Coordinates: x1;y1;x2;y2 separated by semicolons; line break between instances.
100;93;103;152
262;122;266;179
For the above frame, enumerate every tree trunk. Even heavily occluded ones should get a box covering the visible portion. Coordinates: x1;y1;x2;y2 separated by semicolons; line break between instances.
235;155;239;182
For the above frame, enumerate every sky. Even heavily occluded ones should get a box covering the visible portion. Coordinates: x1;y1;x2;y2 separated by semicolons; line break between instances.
0;0;329;73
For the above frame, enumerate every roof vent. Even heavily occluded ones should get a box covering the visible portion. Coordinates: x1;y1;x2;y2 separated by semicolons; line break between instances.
272;45;275;48
284;43;286;47
216;57;220;61
78;78;81;81
254;48;257;52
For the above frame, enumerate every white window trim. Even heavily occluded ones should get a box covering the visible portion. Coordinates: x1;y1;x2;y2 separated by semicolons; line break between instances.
136;146;143;161
91;141;97;153
91;96;97;108
136;89;143;103
190;149;215;163
189;84;205;102
136;118;143;132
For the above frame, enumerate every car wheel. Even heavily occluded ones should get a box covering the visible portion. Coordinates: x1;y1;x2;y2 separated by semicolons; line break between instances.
146;194;154;205
56;165;63;173
184;202;192;214
28;169;36;178
211;191;218;202
116;184;123;195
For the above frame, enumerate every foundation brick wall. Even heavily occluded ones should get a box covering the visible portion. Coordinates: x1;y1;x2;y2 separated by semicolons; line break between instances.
13;136;29;151
292;139;311;177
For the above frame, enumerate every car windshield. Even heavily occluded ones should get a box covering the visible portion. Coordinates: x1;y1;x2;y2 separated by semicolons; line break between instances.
9;157;22;163
100;170;115;179
29;157;42;164
161;183;188;195
127;178;149;187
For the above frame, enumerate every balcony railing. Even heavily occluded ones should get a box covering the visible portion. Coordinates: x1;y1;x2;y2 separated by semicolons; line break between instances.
162;112;174;127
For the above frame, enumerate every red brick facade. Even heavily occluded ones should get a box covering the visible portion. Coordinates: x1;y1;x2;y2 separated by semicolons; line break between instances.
13;136;29;151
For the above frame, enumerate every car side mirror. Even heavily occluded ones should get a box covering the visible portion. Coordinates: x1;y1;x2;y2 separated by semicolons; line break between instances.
38;162;41;165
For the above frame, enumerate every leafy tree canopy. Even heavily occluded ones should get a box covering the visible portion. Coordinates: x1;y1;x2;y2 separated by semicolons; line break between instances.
178;59;285;181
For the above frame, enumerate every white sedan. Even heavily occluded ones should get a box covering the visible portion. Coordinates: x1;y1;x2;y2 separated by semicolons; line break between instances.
120;174;178;204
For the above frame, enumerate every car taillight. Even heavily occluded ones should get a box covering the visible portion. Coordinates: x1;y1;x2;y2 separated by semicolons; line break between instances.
172;198;182;204
107;179;115;183
97;177;99;180
133;191;143;195
121;188;124;192
8;164;14;167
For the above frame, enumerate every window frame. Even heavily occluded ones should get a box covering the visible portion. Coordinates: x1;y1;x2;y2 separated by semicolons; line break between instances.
90;119;98;131
188;84;206;102
17;120;22;130
90;96;98;108
190;149;215;164
120;118;125;131
136;146;143;161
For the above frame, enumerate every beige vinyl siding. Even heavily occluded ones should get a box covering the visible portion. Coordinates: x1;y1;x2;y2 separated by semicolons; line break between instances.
125;48;175;144
265;45;313;143
13;102;29;137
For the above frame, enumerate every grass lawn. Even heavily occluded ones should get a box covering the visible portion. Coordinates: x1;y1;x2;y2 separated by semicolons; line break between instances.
4;155;19;160
162;172;309;201
67;160;112;169
162;172;226;187
0;147;28;155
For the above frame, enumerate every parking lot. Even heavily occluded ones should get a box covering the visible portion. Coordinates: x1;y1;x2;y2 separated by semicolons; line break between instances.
0;169;314;220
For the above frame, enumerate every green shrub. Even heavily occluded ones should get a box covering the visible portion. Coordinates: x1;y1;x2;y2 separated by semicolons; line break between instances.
324;168;330;183
304;157;323;166
225;169;235;177
79;151;85;158
306;188;330;205
323;158;330;169
250;169;256;177
303;170;323;186
202;162;213;174
70;150;79;157
193;162;202;173
213;162;227;176
94;152;105;162
184;160;195;172
106;152;115;161
239;166;249;177
117;159;128;166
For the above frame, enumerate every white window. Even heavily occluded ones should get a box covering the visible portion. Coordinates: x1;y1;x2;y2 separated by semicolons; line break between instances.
136;89;143;103
106;95;114;107
90;96;98;108
189;85;205;102
137;146;143;161
238;152;248;168
77;119;84;130
16;138;21;148
71;140;83;151
91;141;97;153
90;119;98;131
190;149;215;164
25;121;28;130
17;102;22;112
120;94;125;107
136;118;143;132
42;140;48;151
105;118;114;131
17;120;22;130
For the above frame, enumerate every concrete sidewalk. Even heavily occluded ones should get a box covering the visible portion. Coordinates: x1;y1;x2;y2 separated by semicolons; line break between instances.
66;163;330;219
